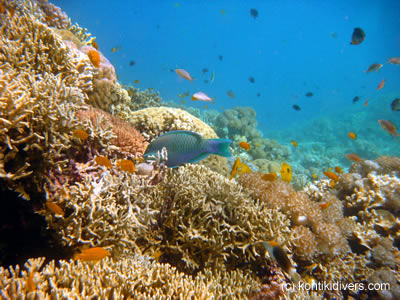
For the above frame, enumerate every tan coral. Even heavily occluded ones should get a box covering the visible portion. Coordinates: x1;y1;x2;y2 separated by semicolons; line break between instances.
239;173;349;259
0;256;261;298
127;107;218;140
75;107;148;158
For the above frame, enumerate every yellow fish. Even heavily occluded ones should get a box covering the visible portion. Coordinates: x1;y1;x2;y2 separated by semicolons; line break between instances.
229;158;241;180
280;162;292;182
238;161;252;175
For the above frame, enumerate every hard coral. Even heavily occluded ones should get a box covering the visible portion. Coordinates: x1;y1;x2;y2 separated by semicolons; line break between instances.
0;9;94;192
239;172;350;260
80;45;118;111
0;256;260;298
139;164;291;275
75;107;148;158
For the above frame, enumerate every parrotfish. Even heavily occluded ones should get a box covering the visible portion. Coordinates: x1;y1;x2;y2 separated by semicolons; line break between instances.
144;130;232;168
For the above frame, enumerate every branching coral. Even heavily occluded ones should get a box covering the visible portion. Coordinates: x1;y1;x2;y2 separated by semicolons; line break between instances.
138;165;292;275
239;173;350;261
46;164;291;276
0;256;260;298
0;9;97;199
303;157;400;297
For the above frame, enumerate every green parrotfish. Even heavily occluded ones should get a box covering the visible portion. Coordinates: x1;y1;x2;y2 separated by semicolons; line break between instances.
144;130;232;168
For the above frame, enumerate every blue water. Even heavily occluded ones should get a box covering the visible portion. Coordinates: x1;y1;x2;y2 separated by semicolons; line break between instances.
54;0;400;160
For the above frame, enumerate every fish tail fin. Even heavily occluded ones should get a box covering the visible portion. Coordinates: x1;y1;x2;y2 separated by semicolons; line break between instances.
207;139;232;157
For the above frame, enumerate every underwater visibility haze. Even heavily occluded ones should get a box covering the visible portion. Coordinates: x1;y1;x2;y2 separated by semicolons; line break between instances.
1;0;400;298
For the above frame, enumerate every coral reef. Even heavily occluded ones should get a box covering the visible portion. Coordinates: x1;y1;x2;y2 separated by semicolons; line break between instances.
75;107;148;158
304;156;400;299
0;8;95;194
215;107;260;139
239;173;350;261
46;163;291;276
0;256;260;298
125;86;164;111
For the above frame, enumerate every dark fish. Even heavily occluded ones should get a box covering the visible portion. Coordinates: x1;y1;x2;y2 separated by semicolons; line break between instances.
292;104;301;111
330;32;337;38
218;55;223;61
250;8;258;19
227;90;235;99
350;27;365;45
144;130;232;168
365;63;382;73
391;98;400;111
203;79;209;83
256;92;261;97
129;60;135;66
305;92;313;97
248;76;255;83
202;68;208;74
169;69;175;72
352;96;360;103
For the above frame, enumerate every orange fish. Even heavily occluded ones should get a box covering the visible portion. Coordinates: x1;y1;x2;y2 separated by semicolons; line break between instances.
229;158;241;180
95;156;112;168
364;98;369;106
261;172;277;181
377;79;385;90
92;41;99;50
88;50;101;68
329;180;336;188
239;141;251;150
280;162;292;182
191;91;213;102
323;171;339;182
290;140;298;147
345;153;362;162
312;174;317;179
378;119;399;138
72;129;89;141
348;132;356;140
334;166;343;174
74;247;111;261
45;202;64;217
239;161;253;175
175;68;194;82
116;159;135;173
319;201;331;210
